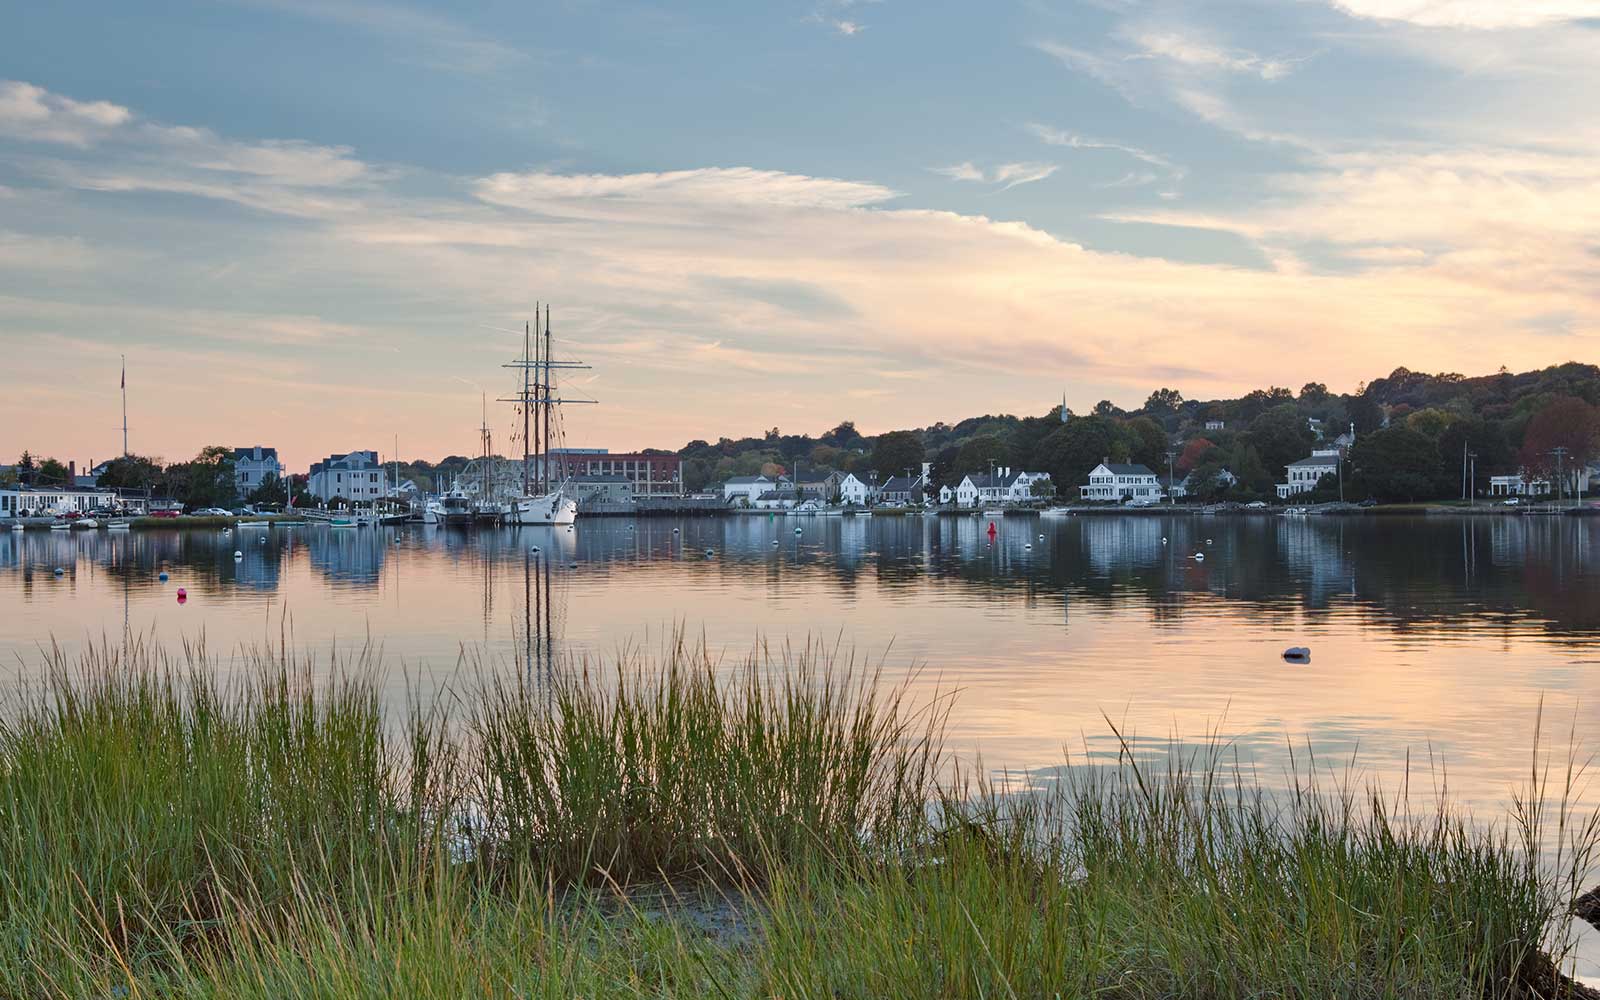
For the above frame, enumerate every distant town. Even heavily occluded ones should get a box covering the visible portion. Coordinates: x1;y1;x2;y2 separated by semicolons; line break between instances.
4;362;1598;522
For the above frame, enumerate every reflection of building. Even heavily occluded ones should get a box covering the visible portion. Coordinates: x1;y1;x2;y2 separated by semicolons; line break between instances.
309;451;389;503
234;446;283;495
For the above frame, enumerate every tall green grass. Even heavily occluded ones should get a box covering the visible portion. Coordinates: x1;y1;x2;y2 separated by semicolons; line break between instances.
0;636;1593;998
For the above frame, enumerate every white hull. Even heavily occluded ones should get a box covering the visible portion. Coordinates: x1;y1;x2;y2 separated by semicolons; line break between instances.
508;492;577;526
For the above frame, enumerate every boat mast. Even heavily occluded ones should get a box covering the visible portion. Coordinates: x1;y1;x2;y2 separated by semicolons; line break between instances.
543;303;552;486
522;318;532;497
120;354;128;457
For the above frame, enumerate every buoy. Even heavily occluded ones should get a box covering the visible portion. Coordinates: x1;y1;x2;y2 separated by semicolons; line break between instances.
1283;647;1311;664
1193;552;1205;562
794;527;802;534
530;546;541;553
1024;543;1032;550
53;567;64;576
569;562;578;569
1038;533;1044;540
158;571;169;582
233;550;242;559
673;528;680;533
1161;537;1168;544
1206;538;1213;545
772;540;779;546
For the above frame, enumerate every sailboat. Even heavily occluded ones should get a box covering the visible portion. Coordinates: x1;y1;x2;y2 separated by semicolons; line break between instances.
501;305;593;526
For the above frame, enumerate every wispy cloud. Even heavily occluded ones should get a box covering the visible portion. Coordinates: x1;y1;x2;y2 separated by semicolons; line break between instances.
930;161;1058;190
0;80;131;147
476;167;898;210
1326;0;1600;28
1025;123;1186;180
1127;31;1297;80
231;0;522;73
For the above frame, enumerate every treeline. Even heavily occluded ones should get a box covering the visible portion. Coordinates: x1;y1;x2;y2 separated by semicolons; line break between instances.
2;449;308;510
675;362;1600;503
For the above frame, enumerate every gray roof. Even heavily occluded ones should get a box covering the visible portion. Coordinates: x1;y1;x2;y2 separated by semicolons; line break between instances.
756;489;800;500
725;475;769;485
1287;455;1340;468
1100;464;1155;477
880;475;923;492
233;446;279;462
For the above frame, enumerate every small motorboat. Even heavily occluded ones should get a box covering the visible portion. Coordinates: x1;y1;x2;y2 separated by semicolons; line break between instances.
71;518;99;530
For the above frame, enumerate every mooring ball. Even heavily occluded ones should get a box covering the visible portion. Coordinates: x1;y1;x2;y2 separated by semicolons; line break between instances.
233;550;242;559
1283;647;1311;663
53;567;64;576
158;571;169;582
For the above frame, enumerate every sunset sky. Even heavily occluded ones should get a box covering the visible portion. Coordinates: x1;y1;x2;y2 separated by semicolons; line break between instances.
3;0;1598;471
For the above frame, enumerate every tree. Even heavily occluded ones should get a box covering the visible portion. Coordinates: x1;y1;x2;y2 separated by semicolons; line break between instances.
1033;417;1117;493
1176;438;1217;476
870;431;924;478
97;455;163;493
1092;399;1124;418
165;445;238;510
1144;388;1184;414
246;473;288;507
15;452;34;485
821;421;862;448
1228;443;1273;498
1299;382;1330;403
37;458;69;485
1119;416;1168;470
1404;407;1456;440
1519;397;1600;496
1348;426;1448;502
1242;405;1314;480
954;435;1013;475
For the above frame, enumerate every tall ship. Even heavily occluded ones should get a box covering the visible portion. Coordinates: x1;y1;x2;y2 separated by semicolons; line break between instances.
500;305;594;526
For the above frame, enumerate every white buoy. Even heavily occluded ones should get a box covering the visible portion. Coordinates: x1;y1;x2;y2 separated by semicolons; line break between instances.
794;527;802;534
1024;543;1032;550
1161;537;1168;544
569;562;578;569
53;567;64;576
233;550;242;559
1193;552;1205;562
1206;538;1213;545
1283;647;1311;664
704;548;715;557
531;545;541;553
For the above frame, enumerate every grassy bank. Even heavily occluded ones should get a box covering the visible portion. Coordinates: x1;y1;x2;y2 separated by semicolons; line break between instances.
1;637;1594;997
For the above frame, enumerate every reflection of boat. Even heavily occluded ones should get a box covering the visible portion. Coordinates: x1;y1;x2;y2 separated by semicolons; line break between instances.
238;521;270;530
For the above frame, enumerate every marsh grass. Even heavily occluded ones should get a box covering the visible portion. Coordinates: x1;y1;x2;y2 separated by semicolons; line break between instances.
0;636;1594;998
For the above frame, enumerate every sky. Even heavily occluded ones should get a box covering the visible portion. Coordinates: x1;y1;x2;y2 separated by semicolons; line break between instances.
2;0;1599;472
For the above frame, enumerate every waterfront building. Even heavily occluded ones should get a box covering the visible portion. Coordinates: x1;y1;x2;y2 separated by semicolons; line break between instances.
878;474;925;505
953;468;1049;506
533;449;684;497
752;488;801;510
1488;472;1551;497
0;485;119;516
308;451;389;503
792;470;844;500
1277;450;1341;499
1079;463;1162;503
723;475;774;505
838;473;880;506
233;446;283;495
568;474;634;504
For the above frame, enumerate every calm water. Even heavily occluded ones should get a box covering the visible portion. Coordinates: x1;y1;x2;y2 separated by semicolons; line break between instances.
3;513;1599;811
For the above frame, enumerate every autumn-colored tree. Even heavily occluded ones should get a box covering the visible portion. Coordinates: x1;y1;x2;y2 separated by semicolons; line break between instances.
1519;397;1600;495
1176;437;1217;476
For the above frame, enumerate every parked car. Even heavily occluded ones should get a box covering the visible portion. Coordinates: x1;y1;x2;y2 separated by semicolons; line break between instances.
1502;497;1520;506
149;509;181;519
1244;501;1268;509
1357;498;1377;508
194;507;233;517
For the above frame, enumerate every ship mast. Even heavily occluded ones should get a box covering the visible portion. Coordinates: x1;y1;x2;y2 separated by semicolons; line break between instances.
522;317;532;497
499;304;595;495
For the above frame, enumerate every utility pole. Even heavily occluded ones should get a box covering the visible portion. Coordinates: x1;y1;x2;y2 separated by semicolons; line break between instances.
1467;451;1477;507
120;355;128;457
1550;446;1569;507
1165;450;1176;505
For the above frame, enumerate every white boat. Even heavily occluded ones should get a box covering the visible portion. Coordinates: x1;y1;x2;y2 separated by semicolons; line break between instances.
72;518;98;530
421;501;440;525
9;522;22;532
499;305;594;528
107;519;131;530
1039;506;1073;518
434;492;474;526
507;490;577;526
237;520;270;530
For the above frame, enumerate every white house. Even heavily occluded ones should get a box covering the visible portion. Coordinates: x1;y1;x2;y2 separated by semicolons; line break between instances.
1009;470;1052;501
1172;467;1238;499
308;451;390;503
233;446;283;496
1079;463;1162;503
1488;472;1551;497
1277;449;1341;499
1204;419;1226;431
952;468;1043;507
1;485;118;517
752;488;801;510
722;475;773;505
838;473;879;506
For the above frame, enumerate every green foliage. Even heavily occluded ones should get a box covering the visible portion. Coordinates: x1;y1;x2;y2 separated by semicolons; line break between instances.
1143;387;1183;413
5;639;1592;999
95;454;163;492
36;458;70;485
868;430;923;478
953;434;1012;475
1242;404;1315;477
1349;425;1450;502
1119;415;1168;469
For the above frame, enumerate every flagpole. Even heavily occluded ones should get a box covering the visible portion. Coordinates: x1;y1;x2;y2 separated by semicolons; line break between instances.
120;355;128;457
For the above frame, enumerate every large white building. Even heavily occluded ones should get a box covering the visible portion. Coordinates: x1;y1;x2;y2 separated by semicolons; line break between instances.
1079;463;1162;503
1;485;119;516
950;468;1051;507
838;473;880;506
1277;450;1341;499
233;446;283;496
722;475;776;505
308;451;390;503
